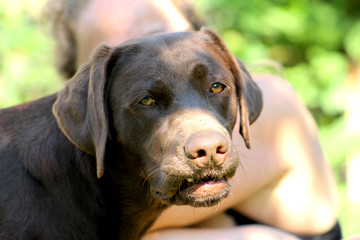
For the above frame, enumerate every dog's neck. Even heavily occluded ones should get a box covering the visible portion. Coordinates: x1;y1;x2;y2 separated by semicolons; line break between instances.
99;144;168;240
100;178;166;240
118;201;165;240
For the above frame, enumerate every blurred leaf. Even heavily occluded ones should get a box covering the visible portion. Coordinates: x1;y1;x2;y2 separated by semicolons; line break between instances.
308;49;348;86
261;5;306;38
285;63;319;108
222;30;247;57
344;21;360;62
303;1;345;49
269;44;305;65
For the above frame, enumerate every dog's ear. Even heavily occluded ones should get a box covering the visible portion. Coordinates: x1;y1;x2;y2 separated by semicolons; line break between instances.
53;44;120;179
234;58;263;148
200;28;263;148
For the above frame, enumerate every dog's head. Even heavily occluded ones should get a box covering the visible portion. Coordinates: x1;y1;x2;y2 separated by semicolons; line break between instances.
53;28;263;207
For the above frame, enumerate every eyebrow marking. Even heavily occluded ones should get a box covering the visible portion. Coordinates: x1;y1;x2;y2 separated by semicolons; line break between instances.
191;63;208;80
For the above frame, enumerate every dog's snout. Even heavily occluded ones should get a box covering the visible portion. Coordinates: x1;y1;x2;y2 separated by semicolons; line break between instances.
184;132;228;168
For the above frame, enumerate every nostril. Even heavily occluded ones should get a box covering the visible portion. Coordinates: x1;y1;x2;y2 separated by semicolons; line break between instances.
216;146;227;154
197;150;206;158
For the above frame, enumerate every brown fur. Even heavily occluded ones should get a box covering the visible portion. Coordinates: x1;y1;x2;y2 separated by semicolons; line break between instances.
0;29;262;239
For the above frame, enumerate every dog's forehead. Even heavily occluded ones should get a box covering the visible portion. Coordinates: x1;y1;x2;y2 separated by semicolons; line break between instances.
141;32;230;76
112;31;233;95
125;31;223;63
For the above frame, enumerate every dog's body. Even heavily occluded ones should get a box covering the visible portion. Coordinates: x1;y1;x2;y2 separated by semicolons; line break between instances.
0;94;158;239
0;29;262;239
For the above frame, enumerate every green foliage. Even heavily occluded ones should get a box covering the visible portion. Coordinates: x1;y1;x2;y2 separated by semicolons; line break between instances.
345;21;360;62
0;1;62;108
338;184;360;238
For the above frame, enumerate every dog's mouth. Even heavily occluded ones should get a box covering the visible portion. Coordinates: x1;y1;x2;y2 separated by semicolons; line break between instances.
176;175;231;207
155;174;232;207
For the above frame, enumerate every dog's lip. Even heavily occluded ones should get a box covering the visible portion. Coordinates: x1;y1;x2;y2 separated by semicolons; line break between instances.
180;176;228;191
153;175;231;206
153;168;237;206
172;175;231;207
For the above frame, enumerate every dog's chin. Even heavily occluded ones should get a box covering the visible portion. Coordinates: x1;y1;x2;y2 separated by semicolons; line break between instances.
154;177;232;207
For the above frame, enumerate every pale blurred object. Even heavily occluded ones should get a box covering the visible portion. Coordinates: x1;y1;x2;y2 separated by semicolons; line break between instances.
345;63;360;204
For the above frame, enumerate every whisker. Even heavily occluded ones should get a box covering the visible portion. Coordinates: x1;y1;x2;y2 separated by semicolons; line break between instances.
228;190;234;204
140;165;161;187
192;205;197;220
214;201;221;212
222;121;231;129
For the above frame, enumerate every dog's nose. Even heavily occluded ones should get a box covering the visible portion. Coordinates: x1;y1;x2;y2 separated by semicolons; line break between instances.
184;132;228;168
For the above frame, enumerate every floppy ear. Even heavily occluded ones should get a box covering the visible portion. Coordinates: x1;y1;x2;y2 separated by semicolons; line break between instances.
234;58;263;148
200;28;263;149
53;44;119;179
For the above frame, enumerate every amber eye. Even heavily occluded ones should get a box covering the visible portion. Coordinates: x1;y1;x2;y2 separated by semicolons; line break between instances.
140;96;156;106
210;83;225;94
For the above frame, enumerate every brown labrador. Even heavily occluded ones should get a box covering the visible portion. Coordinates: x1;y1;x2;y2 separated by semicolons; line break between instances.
0;28;262;240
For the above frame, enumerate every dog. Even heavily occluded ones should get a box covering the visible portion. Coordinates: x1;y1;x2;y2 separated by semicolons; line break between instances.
0;28;262;240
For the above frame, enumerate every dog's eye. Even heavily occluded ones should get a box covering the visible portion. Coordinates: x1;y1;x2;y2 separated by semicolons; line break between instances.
139;96;156;106
210;83;226;94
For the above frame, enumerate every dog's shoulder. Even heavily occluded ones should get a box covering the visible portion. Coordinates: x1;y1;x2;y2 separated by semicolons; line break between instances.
0;94;58;150
0;94;100;239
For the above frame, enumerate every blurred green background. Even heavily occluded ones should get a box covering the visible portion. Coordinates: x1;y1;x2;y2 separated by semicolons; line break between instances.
0;0;62;107
0;0;359;237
